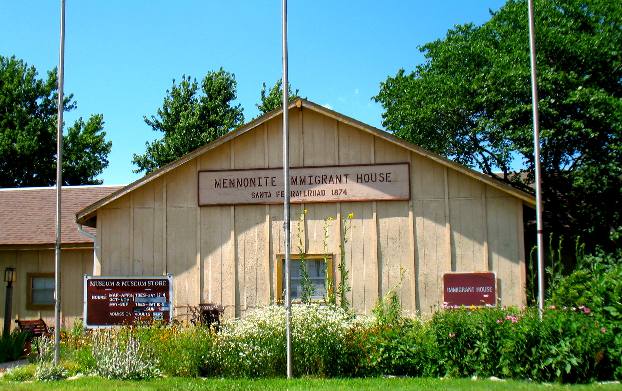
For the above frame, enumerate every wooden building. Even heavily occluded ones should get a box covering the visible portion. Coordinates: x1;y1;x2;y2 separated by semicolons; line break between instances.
77;99;534;318
0;185;121;329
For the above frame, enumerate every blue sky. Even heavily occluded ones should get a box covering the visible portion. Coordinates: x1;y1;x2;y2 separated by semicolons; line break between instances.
0;1;506;185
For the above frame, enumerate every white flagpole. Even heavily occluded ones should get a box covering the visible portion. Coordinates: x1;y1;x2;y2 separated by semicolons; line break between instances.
527;0;545;320
54;0;66;364
281;0;293;379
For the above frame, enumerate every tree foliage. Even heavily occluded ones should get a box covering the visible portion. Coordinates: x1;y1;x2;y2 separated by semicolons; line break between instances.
374;0;622;249
133;69;244;174
0;55;111;187
256;79;300;116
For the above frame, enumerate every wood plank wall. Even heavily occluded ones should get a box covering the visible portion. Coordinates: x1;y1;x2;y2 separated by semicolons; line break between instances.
96;108;526;317
0;248;93;330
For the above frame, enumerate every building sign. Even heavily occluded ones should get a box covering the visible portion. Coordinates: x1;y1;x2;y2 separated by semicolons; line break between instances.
198;163;410;206
443;272;496;307
83;275;173;328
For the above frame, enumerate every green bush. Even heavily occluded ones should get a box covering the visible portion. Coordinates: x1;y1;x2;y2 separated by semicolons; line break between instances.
29;335;68;381
2;363;36;381
429;307;512;378
549;249;622;379
0;330;27;363
357;319;436;377
551;250;622;323
137;324;216;377
34;362;68;381
499;308;612;383
211;304;355;377
90;328;160;380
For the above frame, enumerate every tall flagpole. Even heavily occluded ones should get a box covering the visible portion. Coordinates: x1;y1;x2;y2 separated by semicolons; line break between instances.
527;0;545;320
281;0;293;379
54;0;66;364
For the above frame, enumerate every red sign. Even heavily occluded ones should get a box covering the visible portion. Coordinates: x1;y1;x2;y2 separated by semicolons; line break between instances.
443;272;496;307
84;275;173;328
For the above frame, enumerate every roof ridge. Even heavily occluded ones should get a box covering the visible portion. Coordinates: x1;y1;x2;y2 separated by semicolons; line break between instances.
0;184;125;191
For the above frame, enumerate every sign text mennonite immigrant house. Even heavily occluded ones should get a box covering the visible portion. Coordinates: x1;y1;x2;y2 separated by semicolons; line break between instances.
76;99;534;319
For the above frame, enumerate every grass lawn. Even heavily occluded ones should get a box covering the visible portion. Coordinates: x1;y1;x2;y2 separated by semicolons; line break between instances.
1;377;621;390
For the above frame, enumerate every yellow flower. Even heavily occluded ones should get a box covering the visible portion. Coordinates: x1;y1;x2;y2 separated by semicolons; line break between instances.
347;212;354;219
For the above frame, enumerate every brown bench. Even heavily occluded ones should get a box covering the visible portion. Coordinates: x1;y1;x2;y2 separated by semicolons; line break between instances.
15;319;52;355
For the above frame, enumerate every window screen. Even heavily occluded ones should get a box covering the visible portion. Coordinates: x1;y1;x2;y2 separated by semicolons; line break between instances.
31;276;55;306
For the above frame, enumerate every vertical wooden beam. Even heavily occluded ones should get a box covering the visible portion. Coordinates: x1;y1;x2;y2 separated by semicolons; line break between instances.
94;221;102;275
129;194;134;275
517;200;526;306
162;176;167;275
407;152;417;314
197;160;203;304
263;123;271;305
482;185;489;271
370;136;382;313
444;167;452;272
299;106;304;166
230;140;239;317
333;120;342;304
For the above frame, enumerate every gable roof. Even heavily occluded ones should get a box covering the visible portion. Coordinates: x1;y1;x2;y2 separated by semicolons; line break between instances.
77;99;535;226
0;185;122;248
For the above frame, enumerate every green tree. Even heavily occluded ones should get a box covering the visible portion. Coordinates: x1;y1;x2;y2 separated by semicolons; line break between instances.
133;69;244;173
374;0;622;250
0;55;111;187
256;79;300;116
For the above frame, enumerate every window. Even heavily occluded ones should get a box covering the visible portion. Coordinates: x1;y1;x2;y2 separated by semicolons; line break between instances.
276;254;333;302
27;273;54;310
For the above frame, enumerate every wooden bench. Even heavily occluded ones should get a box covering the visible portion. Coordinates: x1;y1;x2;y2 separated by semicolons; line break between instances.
15;319;51;355
15;319;51;338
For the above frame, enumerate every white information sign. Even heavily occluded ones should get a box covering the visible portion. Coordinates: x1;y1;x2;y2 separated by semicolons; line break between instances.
198;163;410;206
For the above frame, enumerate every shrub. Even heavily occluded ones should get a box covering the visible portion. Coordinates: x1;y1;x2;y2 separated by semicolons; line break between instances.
34;362;68;381
68;346;96;373
430;307;512;378
549;249;622;379
357;318;436;377
551;250;622;323
211;304;355;377
90;328;160;380
0;330;27;363
138;324;216;377
2;364;36;381
291;304;355;376
31;335;67;381
499;308;612;383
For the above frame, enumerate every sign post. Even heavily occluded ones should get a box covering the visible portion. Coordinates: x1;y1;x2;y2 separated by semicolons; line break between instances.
54;0;66;365
281;0;292;379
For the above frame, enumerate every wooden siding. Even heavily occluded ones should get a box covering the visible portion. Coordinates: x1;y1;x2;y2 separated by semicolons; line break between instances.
95;108;527;317
0;248;93;330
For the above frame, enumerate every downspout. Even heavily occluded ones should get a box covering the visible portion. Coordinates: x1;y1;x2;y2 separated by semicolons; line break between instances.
77;223;99;275
77;224;95;241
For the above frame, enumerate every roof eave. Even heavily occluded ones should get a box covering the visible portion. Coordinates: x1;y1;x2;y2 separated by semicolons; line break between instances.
76;98;534;225
76;100;302;225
